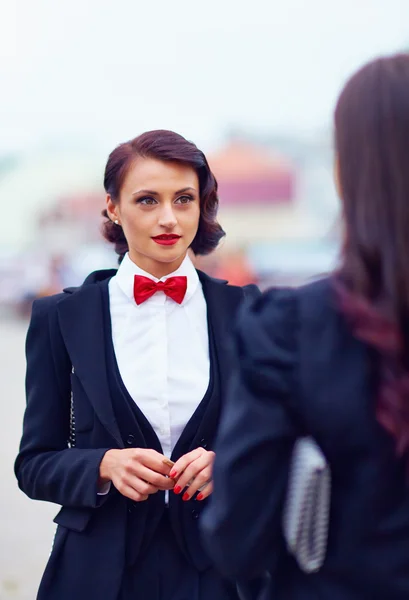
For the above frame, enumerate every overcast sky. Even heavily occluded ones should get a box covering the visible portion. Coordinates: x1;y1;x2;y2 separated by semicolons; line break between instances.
0;0;407;155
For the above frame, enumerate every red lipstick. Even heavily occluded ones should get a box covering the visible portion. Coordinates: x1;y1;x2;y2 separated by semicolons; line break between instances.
152;234;181;246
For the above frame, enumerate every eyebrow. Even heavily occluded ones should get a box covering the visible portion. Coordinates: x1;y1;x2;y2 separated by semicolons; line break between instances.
131;187;197;196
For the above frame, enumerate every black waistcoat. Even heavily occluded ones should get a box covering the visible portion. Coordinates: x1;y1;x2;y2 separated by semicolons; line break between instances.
100;282;220;566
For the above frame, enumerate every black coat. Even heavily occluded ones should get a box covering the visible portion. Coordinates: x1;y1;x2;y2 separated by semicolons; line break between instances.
15;268;259;600
202;277;409;600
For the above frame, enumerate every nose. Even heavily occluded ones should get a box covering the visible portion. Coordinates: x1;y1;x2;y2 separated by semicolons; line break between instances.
158;204;177;230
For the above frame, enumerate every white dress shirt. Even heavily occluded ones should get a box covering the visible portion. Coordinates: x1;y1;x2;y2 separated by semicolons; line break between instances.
110;250;209;448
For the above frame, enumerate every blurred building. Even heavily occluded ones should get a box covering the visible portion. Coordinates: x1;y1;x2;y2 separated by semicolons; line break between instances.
37;191;104;254
208;137;334;246
0;134;340;312
201;136;338;286
0;146;104;250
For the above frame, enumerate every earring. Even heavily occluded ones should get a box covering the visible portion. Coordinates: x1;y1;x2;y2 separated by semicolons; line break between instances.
114;219;119;225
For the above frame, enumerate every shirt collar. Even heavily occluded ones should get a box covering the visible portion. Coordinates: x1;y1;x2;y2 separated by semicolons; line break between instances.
114;252;199;306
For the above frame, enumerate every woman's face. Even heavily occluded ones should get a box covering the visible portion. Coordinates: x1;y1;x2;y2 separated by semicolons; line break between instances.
107;158;200;278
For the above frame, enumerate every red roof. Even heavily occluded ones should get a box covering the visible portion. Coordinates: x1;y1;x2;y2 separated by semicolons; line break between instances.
208;141;295;205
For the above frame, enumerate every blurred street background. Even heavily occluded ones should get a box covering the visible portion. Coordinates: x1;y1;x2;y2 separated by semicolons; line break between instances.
0;0;408;597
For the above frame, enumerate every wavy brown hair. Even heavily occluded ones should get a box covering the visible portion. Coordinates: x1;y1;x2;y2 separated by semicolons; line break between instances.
334;54;409;466
102;130;225;262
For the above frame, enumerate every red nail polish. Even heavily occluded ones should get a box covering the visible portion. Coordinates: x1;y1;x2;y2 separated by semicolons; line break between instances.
169;471;177;479
182;492;190;501
197;493;204;501
173;485;181;494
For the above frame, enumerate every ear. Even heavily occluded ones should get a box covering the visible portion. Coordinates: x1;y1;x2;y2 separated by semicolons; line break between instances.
106;195;119;223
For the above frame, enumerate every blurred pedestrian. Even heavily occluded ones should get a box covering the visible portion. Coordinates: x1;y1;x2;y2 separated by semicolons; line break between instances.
202;54;409;600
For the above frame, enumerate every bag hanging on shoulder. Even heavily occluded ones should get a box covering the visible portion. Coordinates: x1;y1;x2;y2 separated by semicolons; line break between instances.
282;436;331;574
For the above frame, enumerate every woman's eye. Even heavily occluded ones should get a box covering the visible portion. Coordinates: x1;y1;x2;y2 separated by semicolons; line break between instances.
137;197;157;206
175;195;194;205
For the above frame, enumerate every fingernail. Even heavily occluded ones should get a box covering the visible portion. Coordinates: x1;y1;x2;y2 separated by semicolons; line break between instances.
169;471;177;479
182;492;190;501
173;485;182;495
196;493;204;501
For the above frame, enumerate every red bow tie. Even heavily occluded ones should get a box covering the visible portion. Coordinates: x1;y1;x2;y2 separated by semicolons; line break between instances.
133;275;188;305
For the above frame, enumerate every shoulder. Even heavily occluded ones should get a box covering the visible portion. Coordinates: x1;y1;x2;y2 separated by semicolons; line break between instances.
295;275;344;339
197;269;261;299
243;275;334;325
241;283;261;301
236;286;297;357
63;268;118;294
30;268;118;320
26;294;67;352
235;276;334;358
296;275;335;312
29;292;66;321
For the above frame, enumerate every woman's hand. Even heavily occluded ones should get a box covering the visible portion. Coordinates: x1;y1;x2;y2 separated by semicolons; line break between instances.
170;447;215;501
99;448;175;502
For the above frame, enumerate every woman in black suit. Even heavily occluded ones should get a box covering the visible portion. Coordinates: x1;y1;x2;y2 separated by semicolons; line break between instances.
202;54;409;600
15;130;259;600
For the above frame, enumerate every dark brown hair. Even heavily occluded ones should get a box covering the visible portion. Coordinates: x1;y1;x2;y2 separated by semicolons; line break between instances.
102;129;225;261
334;54;409;467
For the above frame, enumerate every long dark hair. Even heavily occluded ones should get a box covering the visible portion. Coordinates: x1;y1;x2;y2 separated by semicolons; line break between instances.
335;54;409;465
102;130;225;262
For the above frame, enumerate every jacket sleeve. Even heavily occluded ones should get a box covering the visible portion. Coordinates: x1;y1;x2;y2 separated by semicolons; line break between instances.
201;288;301;580
14;296;111;508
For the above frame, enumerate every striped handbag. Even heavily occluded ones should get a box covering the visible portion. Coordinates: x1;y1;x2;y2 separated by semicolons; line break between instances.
282;436;331;574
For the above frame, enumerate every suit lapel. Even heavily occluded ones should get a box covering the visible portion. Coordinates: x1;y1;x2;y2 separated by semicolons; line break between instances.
56;270;247;451
57;279;123;448
170;272;246;460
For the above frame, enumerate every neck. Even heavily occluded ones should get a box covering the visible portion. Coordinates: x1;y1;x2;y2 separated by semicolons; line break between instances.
128;252;188;279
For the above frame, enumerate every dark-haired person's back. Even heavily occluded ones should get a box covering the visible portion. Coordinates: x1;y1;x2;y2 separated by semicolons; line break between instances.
203;276;409;600
201;54;409;599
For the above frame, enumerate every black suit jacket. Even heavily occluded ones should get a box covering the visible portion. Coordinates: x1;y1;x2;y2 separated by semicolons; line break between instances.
202;277;409;600
15;268;259;600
